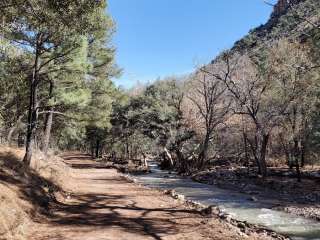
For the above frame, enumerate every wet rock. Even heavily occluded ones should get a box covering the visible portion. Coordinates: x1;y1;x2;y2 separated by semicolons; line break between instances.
237;222;246;229
249;196;258;202
225;216;232;223
305;193;318;202
186;200;205;210
175;194;185;201
218;212;232;222
201;205;220;216
164;189;186;202
163;189;176;196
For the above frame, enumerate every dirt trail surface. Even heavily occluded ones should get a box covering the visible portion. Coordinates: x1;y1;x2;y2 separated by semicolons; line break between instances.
29;153;264;240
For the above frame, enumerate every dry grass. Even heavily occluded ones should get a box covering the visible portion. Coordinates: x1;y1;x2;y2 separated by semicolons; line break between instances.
0;147;31;240
0;184;32;240
267;157;287;168
0;145;74;240
31;151;74;192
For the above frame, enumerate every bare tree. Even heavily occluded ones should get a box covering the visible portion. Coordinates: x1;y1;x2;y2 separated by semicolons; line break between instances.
269;39;317;181
188;68;230;169
200;50;298;177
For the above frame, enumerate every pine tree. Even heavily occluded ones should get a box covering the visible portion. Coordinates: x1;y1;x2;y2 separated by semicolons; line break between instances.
1;0;114;165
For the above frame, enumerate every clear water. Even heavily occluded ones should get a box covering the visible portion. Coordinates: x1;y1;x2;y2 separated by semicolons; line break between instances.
134;162;320;240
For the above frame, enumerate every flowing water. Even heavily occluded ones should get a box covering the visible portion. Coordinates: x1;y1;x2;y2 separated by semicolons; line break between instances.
134;162;320;240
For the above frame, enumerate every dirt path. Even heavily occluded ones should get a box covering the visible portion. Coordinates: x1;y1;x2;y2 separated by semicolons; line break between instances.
30;153;261;240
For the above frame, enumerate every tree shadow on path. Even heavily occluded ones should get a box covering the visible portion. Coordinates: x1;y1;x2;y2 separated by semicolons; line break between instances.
44;153;203;240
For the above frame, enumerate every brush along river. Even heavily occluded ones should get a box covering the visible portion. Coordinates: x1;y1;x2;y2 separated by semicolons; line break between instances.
132;162;320;240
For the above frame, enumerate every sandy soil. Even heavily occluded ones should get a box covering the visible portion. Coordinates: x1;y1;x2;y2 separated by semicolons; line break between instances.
28;153;269;240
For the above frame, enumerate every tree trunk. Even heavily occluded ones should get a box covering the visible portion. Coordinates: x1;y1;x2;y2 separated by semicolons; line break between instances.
291;107;301;181
7;126;16;146
42;80;54;154
279;133;291;167
256;129;269;178
198;132;210;170
18;132;24;147
300;139;306;168
247;137;261;175
95;139;100;158
91;143;95;158
242;130;249;174
7;113;25;146
23;83;38;165
142;153;148;168
175;148;186;173
42;108;53;154
164;147;174;167
23;36;41;166
125;138;129;159
259;134;269;177
294;139;301;182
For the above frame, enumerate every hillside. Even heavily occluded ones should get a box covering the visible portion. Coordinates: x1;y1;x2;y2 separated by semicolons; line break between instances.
0;147;72;239
228;0;319;55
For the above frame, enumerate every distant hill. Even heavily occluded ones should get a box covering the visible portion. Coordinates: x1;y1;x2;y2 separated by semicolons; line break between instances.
210;0;319;62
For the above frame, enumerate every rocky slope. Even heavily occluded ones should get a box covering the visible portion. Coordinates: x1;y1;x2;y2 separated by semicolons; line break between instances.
225;0;319;57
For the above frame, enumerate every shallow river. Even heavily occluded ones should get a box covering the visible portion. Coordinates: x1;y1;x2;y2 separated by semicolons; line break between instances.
133;162;320;240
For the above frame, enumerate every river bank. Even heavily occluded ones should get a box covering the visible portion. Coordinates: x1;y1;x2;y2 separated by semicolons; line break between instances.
192;166;320;221
111;160;320;240
34;153;285;240
104;159;320;222
100;159;289;239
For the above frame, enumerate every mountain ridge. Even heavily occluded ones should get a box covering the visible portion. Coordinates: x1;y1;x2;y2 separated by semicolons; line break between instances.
223;0;318;58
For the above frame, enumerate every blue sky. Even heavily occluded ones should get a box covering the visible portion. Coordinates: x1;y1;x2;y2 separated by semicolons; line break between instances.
108;0;275;88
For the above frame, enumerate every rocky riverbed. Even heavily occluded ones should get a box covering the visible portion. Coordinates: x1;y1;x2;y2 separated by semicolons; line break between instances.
121;173;290;240
192;166;320;221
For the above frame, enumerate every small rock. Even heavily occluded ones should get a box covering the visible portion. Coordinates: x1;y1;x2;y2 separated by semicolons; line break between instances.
249;196;258;202
164;189;176;196
225;216;232;223
201;205;220;215
174;194;185;201
237;222;246;229
218;212;231;221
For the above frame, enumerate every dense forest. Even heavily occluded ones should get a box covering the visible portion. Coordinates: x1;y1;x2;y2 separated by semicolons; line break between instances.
1;0;320;181
0;0;120;161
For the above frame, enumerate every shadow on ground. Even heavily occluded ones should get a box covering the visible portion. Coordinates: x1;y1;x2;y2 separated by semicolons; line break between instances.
52;154;201;239
60;153;110;169
0;150;203;240
0;150;60;217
